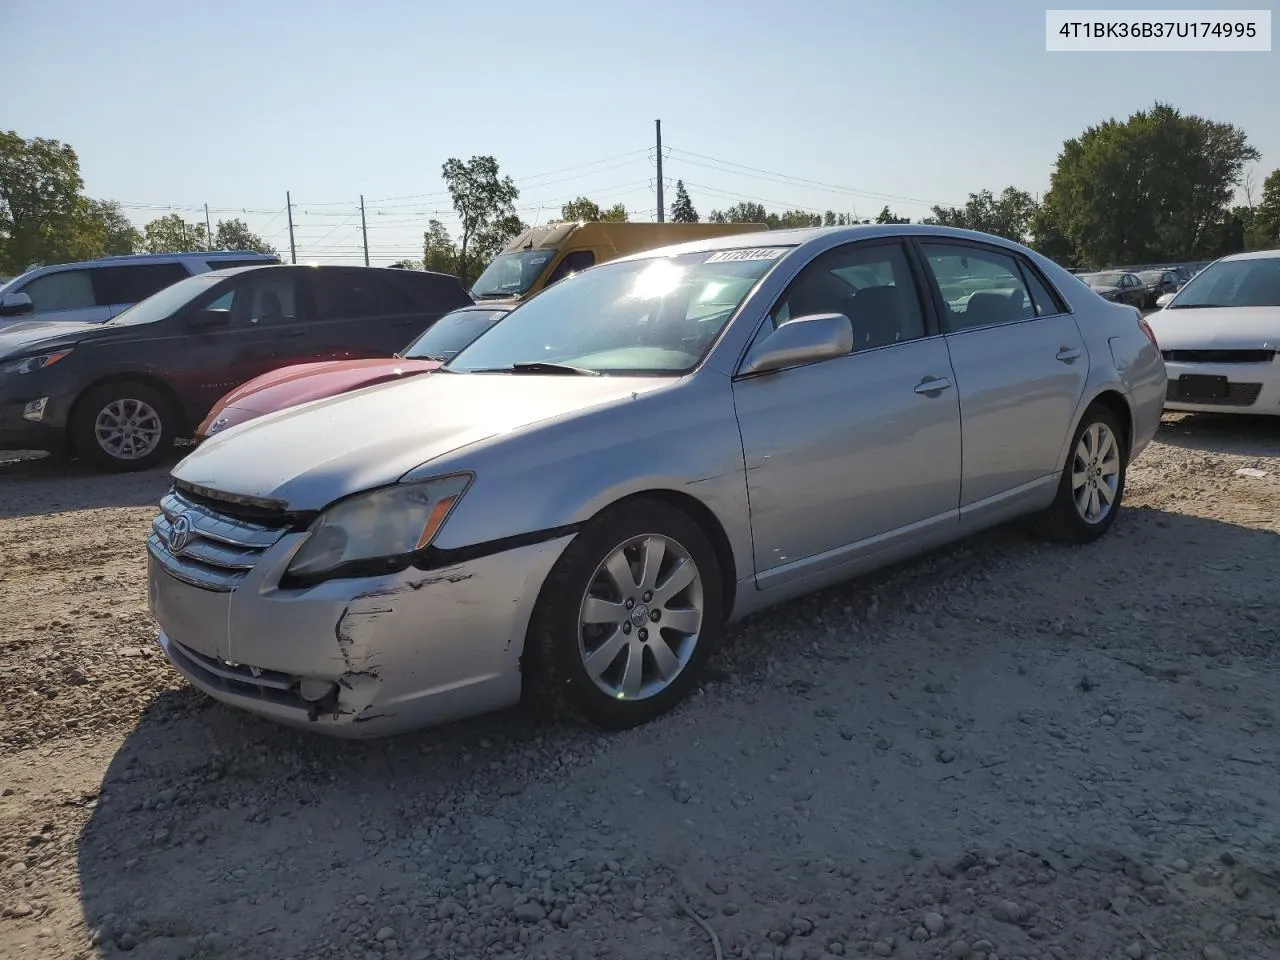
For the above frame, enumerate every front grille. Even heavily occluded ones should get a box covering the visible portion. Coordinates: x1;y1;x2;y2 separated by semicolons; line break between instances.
1162;349;1276;364
148;488;290;592
1166;381;1263;407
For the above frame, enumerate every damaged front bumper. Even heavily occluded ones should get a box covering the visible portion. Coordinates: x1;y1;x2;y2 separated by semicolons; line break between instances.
148;531;574;738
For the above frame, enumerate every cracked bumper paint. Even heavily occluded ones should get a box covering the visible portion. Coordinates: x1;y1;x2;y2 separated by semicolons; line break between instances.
149;534;574;738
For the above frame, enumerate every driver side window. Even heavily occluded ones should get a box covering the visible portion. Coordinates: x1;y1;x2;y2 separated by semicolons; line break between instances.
770;241;926;351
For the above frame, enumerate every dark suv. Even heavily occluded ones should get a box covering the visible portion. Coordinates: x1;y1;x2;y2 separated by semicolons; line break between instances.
0;265;471;471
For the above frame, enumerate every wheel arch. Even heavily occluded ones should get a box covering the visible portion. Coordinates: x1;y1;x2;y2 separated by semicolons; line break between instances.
1058;386;1134;472
67;373;189;454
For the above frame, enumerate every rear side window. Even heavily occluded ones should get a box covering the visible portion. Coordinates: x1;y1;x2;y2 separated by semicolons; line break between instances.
313;269;396;320
19;270;96;312
1017;261;1068;316
386;271;471;311
92;263;191;306
920;243;1039;332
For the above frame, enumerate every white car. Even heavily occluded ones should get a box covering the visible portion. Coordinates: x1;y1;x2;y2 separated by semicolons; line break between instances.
1148;249;1280;415
0;251;279;329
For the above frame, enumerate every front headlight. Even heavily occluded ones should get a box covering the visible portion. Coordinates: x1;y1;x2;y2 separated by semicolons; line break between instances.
3;350;73;375
284;473;472;584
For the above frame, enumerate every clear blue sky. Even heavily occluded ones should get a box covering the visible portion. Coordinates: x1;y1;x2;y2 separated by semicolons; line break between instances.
4;0;1276;265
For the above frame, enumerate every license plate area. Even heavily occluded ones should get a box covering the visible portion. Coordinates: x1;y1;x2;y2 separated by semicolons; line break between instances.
1178;374;1229;400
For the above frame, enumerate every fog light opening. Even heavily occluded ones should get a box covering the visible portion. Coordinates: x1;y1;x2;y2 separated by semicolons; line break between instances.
21;397;48;423
298;678;338;702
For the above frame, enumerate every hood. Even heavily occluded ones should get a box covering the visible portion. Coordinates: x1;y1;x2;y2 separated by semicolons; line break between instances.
1146;306;1280;351
212;358;442;413
0;320;107;358
174;371;671;510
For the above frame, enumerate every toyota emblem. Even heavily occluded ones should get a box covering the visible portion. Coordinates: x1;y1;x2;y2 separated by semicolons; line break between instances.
168;513;193;554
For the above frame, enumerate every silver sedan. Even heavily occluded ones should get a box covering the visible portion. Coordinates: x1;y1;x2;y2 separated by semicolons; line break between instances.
146;225;1167;737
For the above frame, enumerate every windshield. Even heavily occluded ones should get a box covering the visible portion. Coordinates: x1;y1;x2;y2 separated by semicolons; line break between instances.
402;308;510;360
471;248;558;299
107;274;222;326
1169;257;1280;309
448;248;788;376
1086;273;1123;287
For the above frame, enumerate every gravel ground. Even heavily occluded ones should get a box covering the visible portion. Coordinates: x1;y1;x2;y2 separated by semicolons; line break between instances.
1;414;1278;960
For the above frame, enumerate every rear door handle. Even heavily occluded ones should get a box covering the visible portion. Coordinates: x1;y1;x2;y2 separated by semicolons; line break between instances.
914;376;953;396
1056;346;1082;362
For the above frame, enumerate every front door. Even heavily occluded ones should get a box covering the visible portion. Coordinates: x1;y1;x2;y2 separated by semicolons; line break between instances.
732;239;963;588
915;240;1089;507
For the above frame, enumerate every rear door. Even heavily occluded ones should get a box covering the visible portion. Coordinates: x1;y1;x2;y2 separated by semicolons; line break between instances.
915;239;1087;508
93;262;193;318
307;267;404;359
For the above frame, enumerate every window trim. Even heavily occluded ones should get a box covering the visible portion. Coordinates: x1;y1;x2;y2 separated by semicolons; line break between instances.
732;237;940;378
909;237;1072;335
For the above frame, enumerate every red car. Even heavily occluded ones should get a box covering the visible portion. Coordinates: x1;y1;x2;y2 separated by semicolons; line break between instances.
195;303;512;441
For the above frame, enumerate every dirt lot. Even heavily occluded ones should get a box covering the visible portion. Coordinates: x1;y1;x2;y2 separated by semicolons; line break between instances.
1;415;1278;960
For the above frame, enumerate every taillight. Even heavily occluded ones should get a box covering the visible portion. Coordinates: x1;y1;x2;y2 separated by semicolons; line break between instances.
1136;312;1158;348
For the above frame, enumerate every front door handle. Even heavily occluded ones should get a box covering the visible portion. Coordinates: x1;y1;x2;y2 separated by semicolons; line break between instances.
1056;346;1082;362
276;329;305;339
914;376;953;396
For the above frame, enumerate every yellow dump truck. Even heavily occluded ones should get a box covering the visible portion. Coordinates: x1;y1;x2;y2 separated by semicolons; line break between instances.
469;221;768;302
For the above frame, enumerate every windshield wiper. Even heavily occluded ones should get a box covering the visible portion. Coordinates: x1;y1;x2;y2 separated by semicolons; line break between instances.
464;362;601;376
473;292;515;300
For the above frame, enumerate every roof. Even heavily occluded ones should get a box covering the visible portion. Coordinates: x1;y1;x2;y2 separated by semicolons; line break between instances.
1219;248;1280;263
609;223;1041;264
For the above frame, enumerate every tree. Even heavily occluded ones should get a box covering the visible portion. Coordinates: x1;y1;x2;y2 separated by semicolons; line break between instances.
421;219;457;275
925;187;1038;242
441;155;519;284
707;201;768;224
0;131;107;273
823;211;863;226
143;213;208;253
471;213;528;271
670;181;698;223
874;206;911;225
213;217;276;255
1039;102;1259;265
768;210;822;229
555;197;628;223
1247;168;1280;250
85;199;142;256
389;259;422;269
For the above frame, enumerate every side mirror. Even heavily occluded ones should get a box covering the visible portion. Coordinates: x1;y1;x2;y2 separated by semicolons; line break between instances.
1155;293;1175;308
188;308;232;330
0;292;34;318
739;313;854;376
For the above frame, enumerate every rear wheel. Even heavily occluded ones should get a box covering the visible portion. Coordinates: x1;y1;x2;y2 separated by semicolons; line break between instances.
525;497;724;729
71;382;175;472
1036;404;1127;543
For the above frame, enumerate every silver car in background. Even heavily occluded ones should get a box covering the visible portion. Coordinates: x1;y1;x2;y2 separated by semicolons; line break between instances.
146;225;1166;737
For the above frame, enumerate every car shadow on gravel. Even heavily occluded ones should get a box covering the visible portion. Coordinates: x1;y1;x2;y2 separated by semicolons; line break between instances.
1157;412;1280;458
0;451;180;519
72;505;1280;959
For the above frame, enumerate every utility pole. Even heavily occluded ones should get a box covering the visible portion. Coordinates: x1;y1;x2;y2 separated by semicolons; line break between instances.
204;203;213;250
286;191;297;264
360;195;369;266
655;120;664;223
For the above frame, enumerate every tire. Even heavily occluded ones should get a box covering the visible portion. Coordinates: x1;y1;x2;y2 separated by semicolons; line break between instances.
71;381;176;472
525;497;724;730
1036;404;1127;544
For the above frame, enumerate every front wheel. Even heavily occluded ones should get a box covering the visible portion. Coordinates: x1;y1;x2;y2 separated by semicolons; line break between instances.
525;497;724;729
1036;405;1127;543
71;382;176;472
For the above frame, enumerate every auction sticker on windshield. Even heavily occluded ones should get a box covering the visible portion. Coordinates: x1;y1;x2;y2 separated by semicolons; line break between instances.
705;248;787;263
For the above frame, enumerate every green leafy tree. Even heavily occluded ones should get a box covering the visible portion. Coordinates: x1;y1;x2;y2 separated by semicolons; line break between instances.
422;219;457;275
925;187;1038;242
1247;168;1280;250
471;213;528;271
823;211;863;226
707;201;768;224
1040;102;1259;264
599;203;628;222
441;155;519;284
389;259;422;269
213;217;277;255
874;206;911;225
557;197;628;223
670;181;698;223
768;210;822;229
86;199;142;255
143;213;208;253
0;131;106;272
